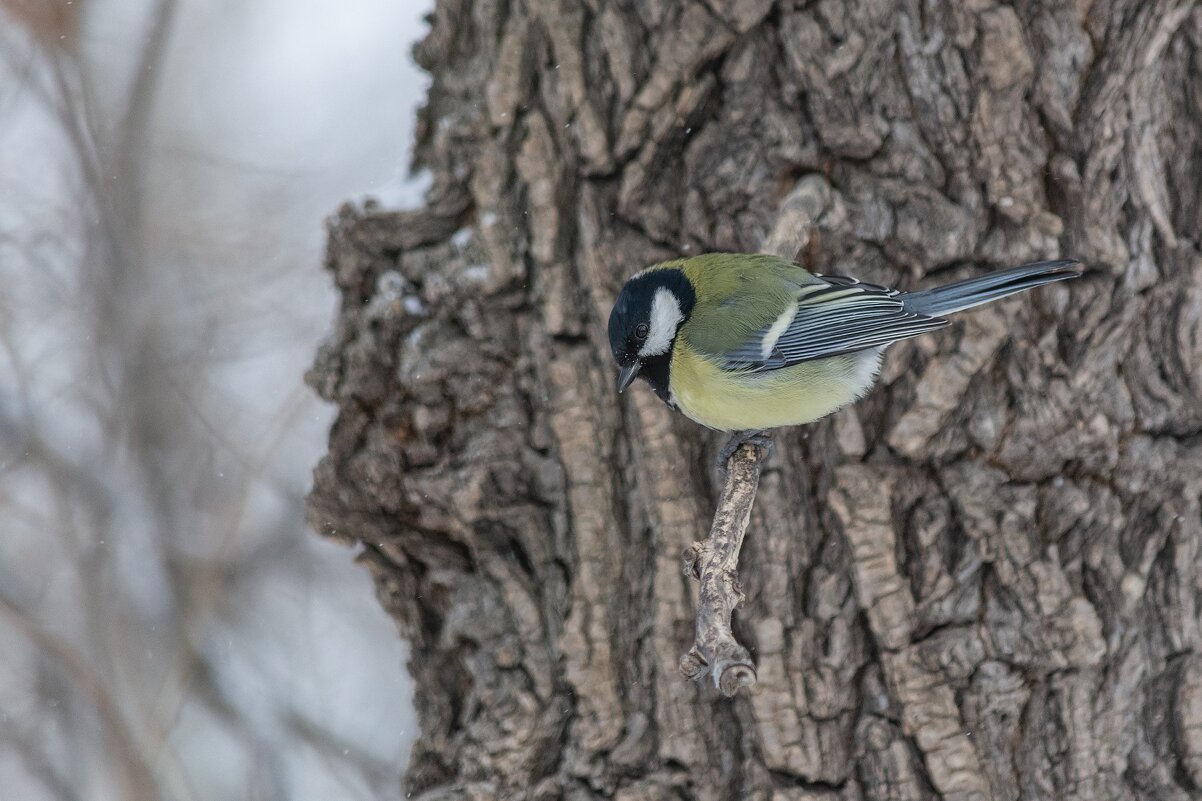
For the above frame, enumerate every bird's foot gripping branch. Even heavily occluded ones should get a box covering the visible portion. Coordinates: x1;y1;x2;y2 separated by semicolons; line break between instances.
679;439;769;696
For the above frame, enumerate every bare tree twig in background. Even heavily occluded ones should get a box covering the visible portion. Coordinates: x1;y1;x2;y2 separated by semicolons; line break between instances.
0;4;420;799
0;593;157;801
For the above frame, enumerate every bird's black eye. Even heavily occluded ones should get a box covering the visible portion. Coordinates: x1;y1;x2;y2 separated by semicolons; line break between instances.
635;323;650;339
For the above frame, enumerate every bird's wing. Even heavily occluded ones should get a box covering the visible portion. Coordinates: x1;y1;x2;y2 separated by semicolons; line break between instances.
721;274;950;371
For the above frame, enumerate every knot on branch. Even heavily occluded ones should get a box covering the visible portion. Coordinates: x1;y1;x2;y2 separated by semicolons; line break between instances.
682;542;706;580
679;646;756;696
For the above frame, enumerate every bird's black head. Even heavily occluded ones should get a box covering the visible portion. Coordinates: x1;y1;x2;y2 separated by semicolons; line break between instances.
607;267;696;398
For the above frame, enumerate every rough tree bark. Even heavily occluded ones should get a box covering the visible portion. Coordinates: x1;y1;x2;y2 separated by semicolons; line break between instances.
306;2;1202;799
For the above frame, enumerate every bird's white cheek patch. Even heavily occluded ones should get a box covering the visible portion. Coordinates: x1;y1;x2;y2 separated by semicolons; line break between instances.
640;288;683;356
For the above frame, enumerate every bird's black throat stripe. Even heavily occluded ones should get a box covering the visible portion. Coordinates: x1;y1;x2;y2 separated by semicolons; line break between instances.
639;352;675;409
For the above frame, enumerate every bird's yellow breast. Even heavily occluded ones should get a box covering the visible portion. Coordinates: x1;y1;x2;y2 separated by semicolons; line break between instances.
668;342;881;432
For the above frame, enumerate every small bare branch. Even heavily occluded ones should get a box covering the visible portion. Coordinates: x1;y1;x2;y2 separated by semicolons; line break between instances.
679;441;768;696
0;592;157;801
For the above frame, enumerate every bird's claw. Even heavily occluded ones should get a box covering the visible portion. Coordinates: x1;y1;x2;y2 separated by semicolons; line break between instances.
716;429;773;478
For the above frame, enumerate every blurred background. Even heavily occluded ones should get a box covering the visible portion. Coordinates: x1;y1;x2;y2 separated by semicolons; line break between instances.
0;1;430;798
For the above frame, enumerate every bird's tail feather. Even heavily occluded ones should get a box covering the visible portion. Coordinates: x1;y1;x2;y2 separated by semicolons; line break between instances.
902;260;1081;316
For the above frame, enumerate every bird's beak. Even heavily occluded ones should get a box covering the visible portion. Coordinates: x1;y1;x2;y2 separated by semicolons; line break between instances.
616;361;640;394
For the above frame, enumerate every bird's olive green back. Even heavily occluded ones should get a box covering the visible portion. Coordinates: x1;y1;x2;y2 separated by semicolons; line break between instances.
648;253;820;358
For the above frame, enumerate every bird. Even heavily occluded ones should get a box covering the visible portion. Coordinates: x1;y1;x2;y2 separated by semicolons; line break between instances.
607;253;1080;465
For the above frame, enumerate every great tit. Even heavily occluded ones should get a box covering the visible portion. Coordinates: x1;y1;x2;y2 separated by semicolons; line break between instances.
607;253;1080;441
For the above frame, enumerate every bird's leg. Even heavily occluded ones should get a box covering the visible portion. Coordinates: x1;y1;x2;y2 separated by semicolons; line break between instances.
716;429;773;477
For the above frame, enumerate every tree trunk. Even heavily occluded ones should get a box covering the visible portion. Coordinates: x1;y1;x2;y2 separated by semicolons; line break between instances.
305;2;1202;799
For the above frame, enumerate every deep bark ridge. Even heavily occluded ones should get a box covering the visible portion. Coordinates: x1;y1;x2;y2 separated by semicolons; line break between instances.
307;2;1202;799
